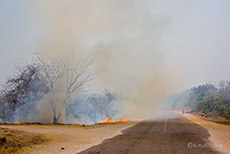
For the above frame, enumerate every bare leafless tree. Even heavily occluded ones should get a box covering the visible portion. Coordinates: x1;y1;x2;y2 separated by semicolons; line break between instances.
103;88;115;101
34;52;92;124
0;64;46;122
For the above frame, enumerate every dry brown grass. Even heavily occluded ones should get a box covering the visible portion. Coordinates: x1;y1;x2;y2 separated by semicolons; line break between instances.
0;127;50;154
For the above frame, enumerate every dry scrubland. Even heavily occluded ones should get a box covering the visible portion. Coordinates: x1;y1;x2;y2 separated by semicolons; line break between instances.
0;121;137;154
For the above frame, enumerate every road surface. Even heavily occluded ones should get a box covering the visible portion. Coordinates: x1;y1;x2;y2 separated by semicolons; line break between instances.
79;113;220;154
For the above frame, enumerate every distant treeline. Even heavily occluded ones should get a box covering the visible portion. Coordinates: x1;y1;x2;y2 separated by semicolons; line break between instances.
167;79;230;119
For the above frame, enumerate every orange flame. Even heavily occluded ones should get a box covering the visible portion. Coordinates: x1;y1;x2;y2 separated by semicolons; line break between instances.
100;117;127;123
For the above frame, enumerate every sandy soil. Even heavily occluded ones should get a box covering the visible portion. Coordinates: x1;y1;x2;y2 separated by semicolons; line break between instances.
181;112;230;154
0;122;137;154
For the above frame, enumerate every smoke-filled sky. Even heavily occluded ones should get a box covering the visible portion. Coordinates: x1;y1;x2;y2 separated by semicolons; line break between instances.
0;0;230;91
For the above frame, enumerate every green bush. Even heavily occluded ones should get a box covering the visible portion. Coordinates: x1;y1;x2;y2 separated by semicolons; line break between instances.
215;104;229;119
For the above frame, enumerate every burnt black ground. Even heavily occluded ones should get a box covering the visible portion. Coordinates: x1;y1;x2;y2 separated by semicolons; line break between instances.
79;113;220;154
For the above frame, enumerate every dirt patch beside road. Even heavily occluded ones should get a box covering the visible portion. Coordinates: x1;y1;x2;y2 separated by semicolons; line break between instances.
182;112;230;154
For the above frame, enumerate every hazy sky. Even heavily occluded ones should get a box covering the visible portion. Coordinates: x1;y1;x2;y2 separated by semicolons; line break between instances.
0;0;230;91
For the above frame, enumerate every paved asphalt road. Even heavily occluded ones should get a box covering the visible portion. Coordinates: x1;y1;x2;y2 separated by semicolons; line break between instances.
79;113;220;154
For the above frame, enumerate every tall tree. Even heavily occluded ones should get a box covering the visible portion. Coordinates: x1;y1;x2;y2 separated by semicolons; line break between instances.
34;53;92;124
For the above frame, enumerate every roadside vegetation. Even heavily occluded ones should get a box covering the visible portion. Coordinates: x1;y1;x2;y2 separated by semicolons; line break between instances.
167;79;230;120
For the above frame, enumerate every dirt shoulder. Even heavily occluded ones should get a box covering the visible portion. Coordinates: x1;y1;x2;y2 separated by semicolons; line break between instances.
181;112;230;154
0;121;137;154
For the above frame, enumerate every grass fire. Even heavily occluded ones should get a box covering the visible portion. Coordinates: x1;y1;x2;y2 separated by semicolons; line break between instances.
0;0;230;154
100;117;128;124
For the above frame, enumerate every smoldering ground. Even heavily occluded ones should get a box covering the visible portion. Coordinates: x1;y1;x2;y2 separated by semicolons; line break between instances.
2;0;186;124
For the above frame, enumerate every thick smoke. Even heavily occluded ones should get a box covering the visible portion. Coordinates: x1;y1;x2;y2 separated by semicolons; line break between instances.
13;0;184;123
65;92;119;125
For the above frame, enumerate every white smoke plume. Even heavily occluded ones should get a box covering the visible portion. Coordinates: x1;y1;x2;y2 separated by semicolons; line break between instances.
9;0;185;123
